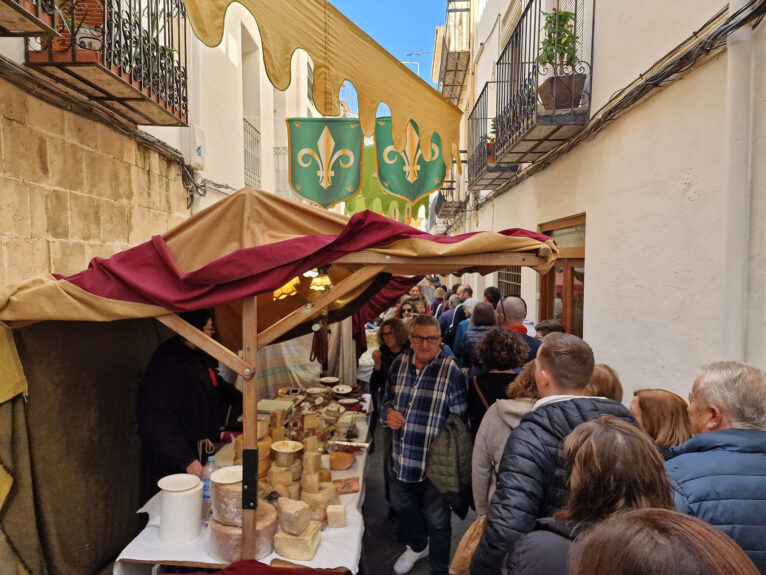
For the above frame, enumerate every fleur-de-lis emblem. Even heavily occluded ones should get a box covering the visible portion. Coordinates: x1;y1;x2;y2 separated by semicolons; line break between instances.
351;123;359;129
434;177;441;184
347;185;354;192
295;122;302;127
383;123;440;184
384;181;391;187
298;127;354;189
296;184;303;190
377;120;386;126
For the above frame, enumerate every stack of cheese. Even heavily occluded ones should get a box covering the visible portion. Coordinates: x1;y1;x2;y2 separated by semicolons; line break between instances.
208;466;278;563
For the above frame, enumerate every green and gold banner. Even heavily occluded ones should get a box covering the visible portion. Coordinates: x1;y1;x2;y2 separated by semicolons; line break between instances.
287;118;364;208
374;117;447;205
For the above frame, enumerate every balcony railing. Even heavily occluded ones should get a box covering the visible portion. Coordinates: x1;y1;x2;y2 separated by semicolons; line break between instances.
438;0;470;104
25;0;188;125
0;0;57;35
243;118;261;189
495;0;591;163
467;82;519;190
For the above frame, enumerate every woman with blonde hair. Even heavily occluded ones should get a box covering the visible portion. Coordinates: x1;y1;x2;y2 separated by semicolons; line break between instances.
570;508;760;575
509;415;674;575
630;389;692;447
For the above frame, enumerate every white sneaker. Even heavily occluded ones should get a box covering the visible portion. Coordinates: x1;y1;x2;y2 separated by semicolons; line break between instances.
393;544;429;575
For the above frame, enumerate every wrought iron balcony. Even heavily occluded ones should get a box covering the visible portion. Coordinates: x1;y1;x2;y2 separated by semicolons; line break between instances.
494;0;591;164
433;167;466;220
0;0;57;35
437;0;470;104
25;0;187;126
467;82;520;191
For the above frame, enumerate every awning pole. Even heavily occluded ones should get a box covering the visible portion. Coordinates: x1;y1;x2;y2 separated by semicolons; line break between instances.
241;295;259;559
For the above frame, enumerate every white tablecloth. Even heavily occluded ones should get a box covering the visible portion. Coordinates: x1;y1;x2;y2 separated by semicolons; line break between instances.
115;396;371;574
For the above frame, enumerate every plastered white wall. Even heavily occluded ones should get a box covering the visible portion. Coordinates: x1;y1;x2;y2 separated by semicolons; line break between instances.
467;50;766;400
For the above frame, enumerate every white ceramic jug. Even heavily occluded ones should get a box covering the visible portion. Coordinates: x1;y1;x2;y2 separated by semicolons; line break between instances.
157;473;203;543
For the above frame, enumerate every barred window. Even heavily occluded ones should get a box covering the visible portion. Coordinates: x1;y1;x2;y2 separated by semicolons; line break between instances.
497;266;521;297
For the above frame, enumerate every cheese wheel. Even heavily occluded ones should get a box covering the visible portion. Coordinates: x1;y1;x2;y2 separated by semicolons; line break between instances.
274;520;322;561
258;436;273;459
257;458;271;477
209;503;277;563
211;481;242;527
300;482;339;508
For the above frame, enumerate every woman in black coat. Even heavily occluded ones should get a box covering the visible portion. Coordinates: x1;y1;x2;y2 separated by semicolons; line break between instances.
509;415;674;575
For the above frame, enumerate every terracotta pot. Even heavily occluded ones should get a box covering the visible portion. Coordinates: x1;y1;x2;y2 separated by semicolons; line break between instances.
487;141;495;164
538;73;587;110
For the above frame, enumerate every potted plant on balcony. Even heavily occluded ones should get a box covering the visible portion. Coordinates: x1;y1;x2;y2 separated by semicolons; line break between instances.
485;117;496;164
537;8;586;110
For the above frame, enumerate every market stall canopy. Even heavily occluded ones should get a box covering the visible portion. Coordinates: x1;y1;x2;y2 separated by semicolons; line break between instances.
183;0;462;169
0;188;556;348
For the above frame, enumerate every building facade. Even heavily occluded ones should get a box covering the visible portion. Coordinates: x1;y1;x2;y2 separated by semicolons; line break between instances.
432;0;766;398
0;0;317;284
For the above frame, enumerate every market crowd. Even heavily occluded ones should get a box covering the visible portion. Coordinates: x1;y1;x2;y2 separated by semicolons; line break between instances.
369;281;766;575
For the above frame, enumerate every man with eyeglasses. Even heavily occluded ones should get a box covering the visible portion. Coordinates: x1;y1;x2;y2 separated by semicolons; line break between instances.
381;314;468;575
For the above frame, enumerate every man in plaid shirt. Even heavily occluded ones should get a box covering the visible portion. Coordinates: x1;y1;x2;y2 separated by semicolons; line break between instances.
381;313;468;575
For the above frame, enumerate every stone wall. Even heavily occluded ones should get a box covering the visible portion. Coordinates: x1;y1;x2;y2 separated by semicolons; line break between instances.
0;77;189;284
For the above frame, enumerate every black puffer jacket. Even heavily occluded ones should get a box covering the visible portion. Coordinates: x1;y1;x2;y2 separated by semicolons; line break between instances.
470;397;636;575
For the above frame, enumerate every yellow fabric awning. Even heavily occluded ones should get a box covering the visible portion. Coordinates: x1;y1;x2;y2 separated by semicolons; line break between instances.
183;0;462;170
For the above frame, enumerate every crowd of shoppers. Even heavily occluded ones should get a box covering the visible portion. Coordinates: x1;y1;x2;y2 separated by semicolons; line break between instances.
369;280;766;575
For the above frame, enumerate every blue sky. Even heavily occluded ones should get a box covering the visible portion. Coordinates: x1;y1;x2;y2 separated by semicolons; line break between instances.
330;0;445;89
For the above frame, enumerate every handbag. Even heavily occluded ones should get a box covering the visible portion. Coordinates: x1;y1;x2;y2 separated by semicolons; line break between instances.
449;514;486;575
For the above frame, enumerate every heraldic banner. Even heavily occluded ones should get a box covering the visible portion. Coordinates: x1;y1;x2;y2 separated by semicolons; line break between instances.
374;116;447;205
287;118;364;208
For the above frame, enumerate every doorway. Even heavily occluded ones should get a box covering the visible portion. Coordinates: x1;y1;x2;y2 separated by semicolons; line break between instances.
539;215;585;337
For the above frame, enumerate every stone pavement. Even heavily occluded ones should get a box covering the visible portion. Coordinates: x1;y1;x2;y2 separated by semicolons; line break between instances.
359;425;476;575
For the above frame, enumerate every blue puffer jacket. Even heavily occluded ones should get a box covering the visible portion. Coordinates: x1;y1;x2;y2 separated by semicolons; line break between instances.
665;429;766;573
470;397;636;575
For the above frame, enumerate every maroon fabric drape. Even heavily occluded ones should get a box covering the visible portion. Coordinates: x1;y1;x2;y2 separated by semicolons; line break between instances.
58;210;551;312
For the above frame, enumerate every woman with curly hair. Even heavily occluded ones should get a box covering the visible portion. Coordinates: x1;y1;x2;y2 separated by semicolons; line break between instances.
467;327;530;435
472;360;537;515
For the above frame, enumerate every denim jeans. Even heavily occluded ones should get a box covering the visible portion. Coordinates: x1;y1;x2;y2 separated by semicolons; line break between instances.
389;474;452;575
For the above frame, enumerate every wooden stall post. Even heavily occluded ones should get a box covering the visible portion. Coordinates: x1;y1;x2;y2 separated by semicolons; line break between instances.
241;295;259;559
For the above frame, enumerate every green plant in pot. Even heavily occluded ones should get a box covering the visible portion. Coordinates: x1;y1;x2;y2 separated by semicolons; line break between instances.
484;117;497;163
537;8;586;110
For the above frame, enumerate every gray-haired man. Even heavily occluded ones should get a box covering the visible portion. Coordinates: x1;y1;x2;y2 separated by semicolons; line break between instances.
665;361;766;573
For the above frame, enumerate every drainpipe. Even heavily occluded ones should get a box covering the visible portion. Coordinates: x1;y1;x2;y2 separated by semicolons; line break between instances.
722;0;753;361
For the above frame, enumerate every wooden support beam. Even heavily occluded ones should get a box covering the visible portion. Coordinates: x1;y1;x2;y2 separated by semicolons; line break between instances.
332;251;548;269
257;264;386;349
241;295;258;560
155;314;255;379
